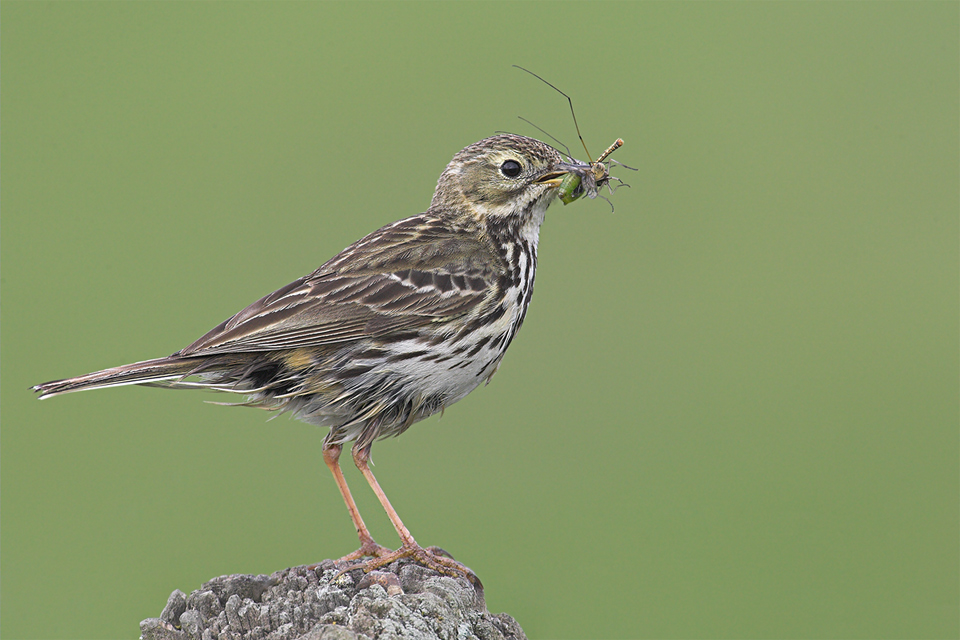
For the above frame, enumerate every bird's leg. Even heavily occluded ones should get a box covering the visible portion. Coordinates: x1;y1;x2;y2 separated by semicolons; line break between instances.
352;443;417;546
342;443;481;586
322;441;391;562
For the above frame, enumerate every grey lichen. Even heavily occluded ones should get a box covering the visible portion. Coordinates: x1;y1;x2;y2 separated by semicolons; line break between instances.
139;559;526;640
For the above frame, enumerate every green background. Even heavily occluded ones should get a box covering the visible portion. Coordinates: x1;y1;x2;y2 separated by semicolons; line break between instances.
3;3;957;639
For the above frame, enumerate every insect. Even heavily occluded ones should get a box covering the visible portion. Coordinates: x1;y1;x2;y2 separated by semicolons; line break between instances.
557;137;624;204
513;65;635;206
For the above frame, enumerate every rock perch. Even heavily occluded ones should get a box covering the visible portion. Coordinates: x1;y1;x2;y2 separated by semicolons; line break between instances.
140;558;526;640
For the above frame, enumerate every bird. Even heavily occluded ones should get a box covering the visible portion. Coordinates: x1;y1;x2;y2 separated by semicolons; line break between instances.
32;133;614;583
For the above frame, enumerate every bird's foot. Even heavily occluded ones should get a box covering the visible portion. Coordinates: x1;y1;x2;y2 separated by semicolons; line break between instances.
333;543;481;589
307;538;393;572
335;539;395;563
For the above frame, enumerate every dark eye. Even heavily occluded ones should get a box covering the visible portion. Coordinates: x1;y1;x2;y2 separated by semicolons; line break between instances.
500;159;522;178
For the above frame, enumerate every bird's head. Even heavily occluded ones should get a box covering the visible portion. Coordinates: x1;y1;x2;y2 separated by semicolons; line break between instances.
429;134;569;232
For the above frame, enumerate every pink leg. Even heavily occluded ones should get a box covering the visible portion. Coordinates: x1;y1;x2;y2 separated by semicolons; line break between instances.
322;441;391;560
352;444;417;546
340;444;481;587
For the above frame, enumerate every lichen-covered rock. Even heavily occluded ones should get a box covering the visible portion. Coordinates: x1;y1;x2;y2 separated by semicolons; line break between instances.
139;559;526;640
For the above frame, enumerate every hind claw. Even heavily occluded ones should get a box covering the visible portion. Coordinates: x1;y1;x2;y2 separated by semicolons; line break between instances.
333;543;482;589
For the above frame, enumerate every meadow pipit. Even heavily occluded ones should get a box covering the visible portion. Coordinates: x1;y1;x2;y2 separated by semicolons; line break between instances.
34;133;625;583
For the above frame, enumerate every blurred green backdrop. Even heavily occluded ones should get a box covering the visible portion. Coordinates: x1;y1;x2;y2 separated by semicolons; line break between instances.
2;3;957;639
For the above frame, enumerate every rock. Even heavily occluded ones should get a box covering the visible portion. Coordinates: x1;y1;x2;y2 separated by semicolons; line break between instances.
161;590;188;626
140;558;526;640
140;617;185;640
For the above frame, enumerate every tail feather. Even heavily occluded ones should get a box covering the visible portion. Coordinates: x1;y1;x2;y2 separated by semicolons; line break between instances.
31;356;200;399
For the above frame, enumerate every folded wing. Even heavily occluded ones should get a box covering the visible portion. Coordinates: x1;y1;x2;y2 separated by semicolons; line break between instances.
178;214;501;357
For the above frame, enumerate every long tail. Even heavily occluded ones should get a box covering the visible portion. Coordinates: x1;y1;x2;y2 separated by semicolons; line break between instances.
32;356;202;400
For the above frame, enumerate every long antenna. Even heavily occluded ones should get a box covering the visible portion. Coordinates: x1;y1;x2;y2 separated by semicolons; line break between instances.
517;116;574;160
513;65;593;163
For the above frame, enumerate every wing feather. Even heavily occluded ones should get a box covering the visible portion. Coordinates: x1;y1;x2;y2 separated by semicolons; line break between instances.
178;214;501;357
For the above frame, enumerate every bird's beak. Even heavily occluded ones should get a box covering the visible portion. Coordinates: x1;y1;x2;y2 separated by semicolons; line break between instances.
535;170;568;188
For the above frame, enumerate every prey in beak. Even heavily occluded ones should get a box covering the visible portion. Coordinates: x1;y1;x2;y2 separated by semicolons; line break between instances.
514;67;634;208
553;138;628;205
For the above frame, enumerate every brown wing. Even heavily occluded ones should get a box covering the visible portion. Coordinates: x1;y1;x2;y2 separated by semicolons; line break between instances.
178;214;501;357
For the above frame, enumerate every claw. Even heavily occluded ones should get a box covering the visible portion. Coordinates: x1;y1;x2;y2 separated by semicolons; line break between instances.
332;543;482;590
335;540;395;563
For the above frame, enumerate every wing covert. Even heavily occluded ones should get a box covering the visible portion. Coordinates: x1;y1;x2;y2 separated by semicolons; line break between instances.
178;214;500;357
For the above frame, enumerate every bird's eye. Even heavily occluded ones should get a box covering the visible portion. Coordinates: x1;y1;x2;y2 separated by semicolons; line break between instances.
500;159;522;178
